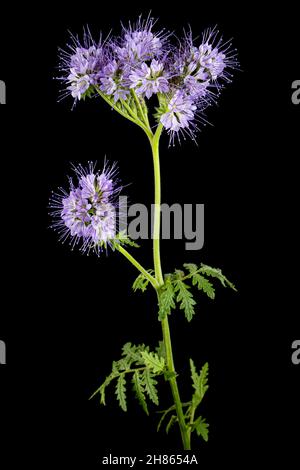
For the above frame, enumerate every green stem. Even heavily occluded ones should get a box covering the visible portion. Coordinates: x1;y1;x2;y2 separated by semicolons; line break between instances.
151;124;164;284
116;244;159;290
120;99;152;139
130;89;150;128
150;126;191;450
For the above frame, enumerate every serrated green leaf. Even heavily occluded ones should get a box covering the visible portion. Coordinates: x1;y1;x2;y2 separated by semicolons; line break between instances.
143;369;159;405
132;370;149;415
194;275;215;299
183;263;198;273
193;416;209;441
121;342;145;365
118;357;133;371
141;351;165;374
155;341;166;360
122;342;134;356
190;358;198;391
158;277;176;320
116;373;127;412
111;361;119;375
89;370;118;405
199;362;209;398
115;230;140;249
190;359;209;408
174;279;196;321
100;382;109;405
132;270;155;292
200;264;237;291
184;263;215;299
174;269;185;278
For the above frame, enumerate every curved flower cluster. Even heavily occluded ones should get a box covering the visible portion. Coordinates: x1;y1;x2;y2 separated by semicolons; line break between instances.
58;18;238;142
129;59;169;99
50;163;120;254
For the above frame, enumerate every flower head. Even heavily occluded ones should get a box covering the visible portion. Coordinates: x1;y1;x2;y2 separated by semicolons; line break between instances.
50;162;121;255
174;27;238;95
99;59;130;102
58;29;105;102
156;27;238;141
129;59;169;98
115;15;168;65
160;91;197;143
57;19;238;144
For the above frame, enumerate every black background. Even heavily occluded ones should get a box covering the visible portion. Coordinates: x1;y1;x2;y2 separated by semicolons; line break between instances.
0;1;299;467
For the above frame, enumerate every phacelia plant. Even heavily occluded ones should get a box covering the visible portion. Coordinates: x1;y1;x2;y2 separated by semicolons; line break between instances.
52;15;238;450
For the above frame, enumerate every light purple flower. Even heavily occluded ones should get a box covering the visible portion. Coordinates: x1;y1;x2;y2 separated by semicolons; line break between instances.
99;60;130;102
115;16;168;65
129;60;169;98
198;27;238;82
50;162;121;254
67;74;91;100
57;20;238;144
183;75;209;99
69;45;103;77
160;91;197;132
169;27;238;107
58;29;105;102
198;43;226;80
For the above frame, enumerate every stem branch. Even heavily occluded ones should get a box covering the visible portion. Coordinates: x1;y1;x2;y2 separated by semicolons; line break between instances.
116;244;159;290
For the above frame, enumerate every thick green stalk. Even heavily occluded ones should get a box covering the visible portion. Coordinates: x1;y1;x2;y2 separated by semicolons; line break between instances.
150;126;191;450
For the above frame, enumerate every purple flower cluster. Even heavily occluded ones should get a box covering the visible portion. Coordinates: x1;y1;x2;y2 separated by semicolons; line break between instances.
50;163;120;254
129;59;169;99
58;18;238;141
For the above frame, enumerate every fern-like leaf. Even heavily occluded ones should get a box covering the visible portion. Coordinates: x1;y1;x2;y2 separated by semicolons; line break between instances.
155;341;166;360
121;342;146;365
174;279;196;321
190;359;209;408
115;231;140;248
193;416;209;441
89;370;117;405
199;264;237;291
199;362;209;399
195;275;215;299
132;271;154;293
116;373;127;412
141;351;165;374
184;263;215;299
183;263;198;273
190;358;199;392
158;277;176;320
143;369;159;405
132;371;149;415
